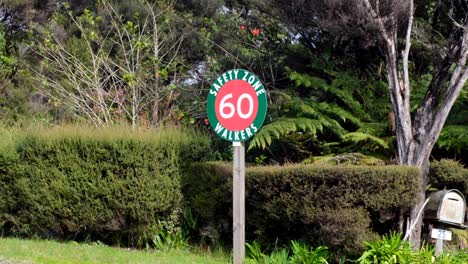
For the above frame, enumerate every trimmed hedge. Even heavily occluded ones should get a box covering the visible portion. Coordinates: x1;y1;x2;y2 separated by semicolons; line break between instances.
183;163;421;255
0;125;425;254
0;126;210;246
429;159;468;197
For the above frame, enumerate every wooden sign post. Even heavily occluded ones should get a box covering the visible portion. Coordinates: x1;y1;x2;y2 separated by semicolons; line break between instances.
232;141;245;264
206;69;267;264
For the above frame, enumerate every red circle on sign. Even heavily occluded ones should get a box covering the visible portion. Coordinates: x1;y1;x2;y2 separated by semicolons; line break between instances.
215;80;259;131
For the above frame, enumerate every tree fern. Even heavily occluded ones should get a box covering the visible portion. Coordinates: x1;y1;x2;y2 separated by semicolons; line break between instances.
290;70;370;120
290;71;329;90
248;90;347;150
342;132;389;150
285;98;355;128
249;68;389;160
328;81;369;120
249;118;332;150
315;102;362;127
357;122;389;137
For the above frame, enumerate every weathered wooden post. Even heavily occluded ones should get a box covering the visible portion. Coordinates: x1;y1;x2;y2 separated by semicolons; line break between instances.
232;141;245;263
206;69;267;264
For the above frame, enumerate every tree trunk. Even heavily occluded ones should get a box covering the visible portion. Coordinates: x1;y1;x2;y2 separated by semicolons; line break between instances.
369;0;468;248
405;155;429;248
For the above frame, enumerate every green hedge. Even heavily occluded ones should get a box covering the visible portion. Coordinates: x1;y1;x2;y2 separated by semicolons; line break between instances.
429;159;468;197
0;125;424;253
0;126;210;247
183;163;421;255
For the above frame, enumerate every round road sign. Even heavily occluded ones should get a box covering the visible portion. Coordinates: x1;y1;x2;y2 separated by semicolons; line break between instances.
207;69;267;142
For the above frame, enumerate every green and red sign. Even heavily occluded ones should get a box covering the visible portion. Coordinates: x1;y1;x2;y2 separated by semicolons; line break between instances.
207;69;267;142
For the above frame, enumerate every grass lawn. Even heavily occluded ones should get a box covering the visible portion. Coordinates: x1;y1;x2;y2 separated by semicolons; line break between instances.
0;238;230;264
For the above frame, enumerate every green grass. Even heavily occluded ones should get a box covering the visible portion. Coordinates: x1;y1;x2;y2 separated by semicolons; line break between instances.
0;238;230;264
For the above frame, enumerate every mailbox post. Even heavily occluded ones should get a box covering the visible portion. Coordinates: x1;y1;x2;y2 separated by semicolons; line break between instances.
424;190;466;256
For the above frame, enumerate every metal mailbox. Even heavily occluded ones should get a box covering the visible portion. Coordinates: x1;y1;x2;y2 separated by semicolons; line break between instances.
425;190;466;226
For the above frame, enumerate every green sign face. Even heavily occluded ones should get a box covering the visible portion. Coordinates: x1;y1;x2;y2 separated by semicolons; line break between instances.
207;69;267;142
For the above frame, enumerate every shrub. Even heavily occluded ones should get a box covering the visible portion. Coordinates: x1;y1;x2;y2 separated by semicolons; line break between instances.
308;153;385;166
358;232;468;264
308;207;378;255
448;229;468;250
0;126;210;247
289;241;329;264
357;233;414;264
429;159;468;251
183;163;421;255
429;159;468;197
436;250;468;264
245;240;329;264
182;162;232;245
0;127;20;228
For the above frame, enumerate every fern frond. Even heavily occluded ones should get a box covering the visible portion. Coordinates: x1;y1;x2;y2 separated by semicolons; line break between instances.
357;122;389;137
342;132;389;150
284;97;361;128
286;97;321;118
289;71;370;120
325;85;370;120
290;71;329;90
316;102;362;127
331;73;360;90
249;118;330;150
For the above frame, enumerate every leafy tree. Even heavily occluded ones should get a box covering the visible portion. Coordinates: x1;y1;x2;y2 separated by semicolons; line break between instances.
32;0;202;127
0;25;15;81
306;0;468;247
0;23;38;122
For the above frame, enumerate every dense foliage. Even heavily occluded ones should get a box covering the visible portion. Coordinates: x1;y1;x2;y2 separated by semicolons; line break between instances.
246;241;329;264
0;126;210;247
0;0;466;165
244;233;468;264
184;162;421;255
429;159;468;197
357;233;468;264
0;0;467;258
0;126;424;254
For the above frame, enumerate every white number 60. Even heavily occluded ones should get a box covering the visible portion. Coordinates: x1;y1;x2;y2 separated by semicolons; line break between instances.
219;93;254;119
